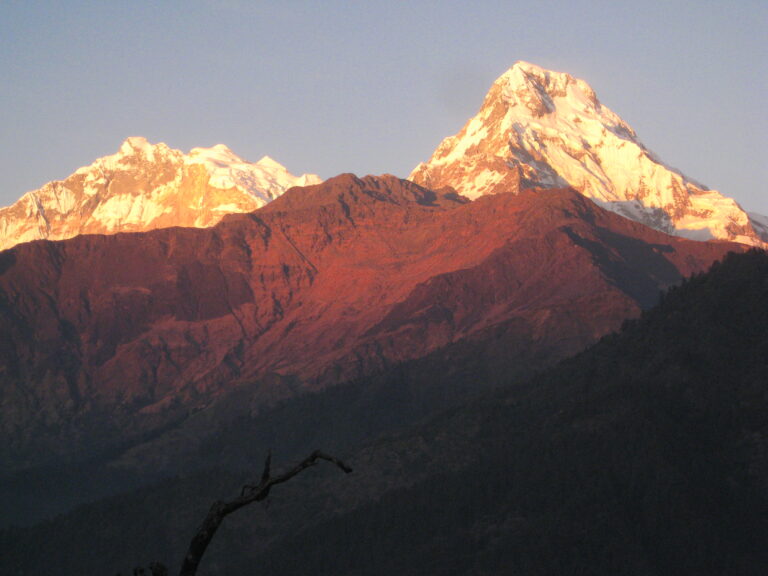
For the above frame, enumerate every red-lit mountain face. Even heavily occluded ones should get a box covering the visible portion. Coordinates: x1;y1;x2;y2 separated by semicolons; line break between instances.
0;175;741;470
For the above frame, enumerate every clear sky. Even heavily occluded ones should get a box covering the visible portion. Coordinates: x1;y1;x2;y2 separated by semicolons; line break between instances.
1;1;766;213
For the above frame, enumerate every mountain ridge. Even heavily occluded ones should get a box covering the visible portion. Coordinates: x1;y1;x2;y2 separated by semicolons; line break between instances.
0;137;321;251
0;174;743;473
3;63;764;253
410;61;767;247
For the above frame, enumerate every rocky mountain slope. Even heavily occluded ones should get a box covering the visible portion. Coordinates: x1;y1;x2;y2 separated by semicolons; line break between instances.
411;61;767;247
3;249;766;576
0;137;321;251
248;249;768;576
0;174;741;473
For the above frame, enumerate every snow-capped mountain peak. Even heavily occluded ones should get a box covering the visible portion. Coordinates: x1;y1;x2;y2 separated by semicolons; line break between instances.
184;144;320;203
188;143;242;164
255;155;284;169
0;139;322;251
500;61;600;117
73;136;180;178
411;61;766;247
119;135;159;156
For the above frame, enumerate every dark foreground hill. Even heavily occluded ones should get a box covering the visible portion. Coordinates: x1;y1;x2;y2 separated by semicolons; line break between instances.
2;249;765;575
254;249;768;576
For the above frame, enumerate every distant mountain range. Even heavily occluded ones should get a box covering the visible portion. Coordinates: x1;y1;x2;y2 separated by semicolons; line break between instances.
1;63;765;253
0;137;321;251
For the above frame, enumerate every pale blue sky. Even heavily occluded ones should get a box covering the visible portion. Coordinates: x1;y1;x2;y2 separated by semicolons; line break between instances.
1;1;766;212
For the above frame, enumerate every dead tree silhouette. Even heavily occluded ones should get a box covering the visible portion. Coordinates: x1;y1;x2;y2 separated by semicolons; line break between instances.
123;450;352;576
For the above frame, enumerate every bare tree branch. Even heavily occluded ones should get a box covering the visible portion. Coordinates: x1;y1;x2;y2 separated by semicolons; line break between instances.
261;450;272;483
178;450;352;576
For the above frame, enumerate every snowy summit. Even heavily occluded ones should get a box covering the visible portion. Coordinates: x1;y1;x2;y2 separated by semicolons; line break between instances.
0;138;321;251
411;61;766;246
